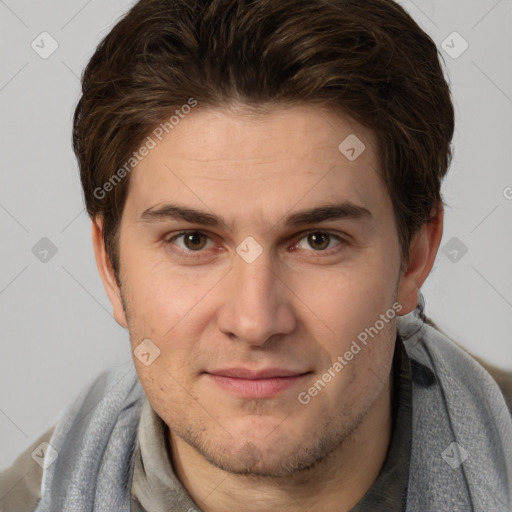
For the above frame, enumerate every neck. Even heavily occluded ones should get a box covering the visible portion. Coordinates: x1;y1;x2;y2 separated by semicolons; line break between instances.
170;379;393;512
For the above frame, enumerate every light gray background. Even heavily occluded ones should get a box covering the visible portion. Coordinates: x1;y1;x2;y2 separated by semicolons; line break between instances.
0;0;511;471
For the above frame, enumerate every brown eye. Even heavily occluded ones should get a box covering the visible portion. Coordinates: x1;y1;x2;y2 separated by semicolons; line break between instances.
292;231;344;254
182;232;208;251
165;231;214;256
307;232;330;251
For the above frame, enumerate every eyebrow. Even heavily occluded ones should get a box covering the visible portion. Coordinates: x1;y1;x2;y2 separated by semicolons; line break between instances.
139;201;372;230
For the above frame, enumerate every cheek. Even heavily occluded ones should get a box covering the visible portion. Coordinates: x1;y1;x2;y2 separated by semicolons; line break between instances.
293;262;397;341
136;365;196;426
121;248;217;337
122;268;227;391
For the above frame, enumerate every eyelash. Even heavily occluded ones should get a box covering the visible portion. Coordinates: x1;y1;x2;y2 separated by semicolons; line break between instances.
163;230;347;259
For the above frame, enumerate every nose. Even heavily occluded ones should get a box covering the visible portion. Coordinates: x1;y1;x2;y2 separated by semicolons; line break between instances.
217;248;296;346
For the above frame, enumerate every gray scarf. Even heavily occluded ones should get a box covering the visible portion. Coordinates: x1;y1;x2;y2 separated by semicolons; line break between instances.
35;314;512;511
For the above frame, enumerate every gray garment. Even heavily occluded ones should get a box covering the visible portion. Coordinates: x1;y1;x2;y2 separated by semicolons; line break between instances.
32;313;512;511
350;333;412;511
130;400;201;512
33;366;144;512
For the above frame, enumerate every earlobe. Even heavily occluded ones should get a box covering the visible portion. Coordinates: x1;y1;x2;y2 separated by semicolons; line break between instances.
397;206;444;315
91;217;128;328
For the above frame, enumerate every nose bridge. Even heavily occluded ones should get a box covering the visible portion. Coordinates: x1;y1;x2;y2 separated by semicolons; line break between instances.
237;250;275;304
218;247;295;345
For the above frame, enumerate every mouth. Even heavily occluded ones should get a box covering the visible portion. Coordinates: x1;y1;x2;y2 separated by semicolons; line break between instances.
204;368;312;398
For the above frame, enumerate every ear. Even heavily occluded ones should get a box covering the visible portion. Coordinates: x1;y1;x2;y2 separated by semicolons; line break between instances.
397;205;444;315
91;216;128;328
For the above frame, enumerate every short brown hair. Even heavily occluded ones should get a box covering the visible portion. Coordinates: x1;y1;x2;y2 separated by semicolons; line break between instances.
73;0;454;278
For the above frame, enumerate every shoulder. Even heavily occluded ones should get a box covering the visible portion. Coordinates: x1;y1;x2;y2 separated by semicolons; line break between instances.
399;314;512;509
400;314;510;406
0;363;143;512
426;317;512;414
0;427;54;512
405;315;512;416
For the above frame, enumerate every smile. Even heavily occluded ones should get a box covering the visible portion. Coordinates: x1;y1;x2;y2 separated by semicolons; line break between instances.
205;372;311;399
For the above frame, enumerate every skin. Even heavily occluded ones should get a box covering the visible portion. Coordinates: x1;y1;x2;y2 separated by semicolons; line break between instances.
92;104;442;512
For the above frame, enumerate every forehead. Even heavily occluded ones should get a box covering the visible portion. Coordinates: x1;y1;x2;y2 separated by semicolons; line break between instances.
125;105;386;223
139;105;375;163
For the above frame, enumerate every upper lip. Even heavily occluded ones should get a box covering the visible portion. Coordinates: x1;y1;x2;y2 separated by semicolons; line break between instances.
207;368;310;379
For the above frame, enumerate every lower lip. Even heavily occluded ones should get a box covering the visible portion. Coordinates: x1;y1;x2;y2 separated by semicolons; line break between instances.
206;374;310;398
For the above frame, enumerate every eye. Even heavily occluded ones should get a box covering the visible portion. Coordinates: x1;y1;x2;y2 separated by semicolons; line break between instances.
292;231;344;253
165;231;215;255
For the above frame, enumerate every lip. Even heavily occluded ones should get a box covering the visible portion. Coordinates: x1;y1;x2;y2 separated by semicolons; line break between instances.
208;367;308;379
205;368;311;398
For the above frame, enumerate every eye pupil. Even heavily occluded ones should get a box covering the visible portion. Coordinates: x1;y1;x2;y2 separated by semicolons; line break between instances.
308;233;329;250
184;232;207;250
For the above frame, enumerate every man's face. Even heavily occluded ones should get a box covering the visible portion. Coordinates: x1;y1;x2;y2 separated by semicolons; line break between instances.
108;105;408;477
